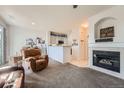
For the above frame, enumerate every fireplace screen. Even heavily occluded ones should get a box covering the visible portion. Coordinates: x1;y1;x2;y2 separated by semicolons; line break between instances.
93;50;120;73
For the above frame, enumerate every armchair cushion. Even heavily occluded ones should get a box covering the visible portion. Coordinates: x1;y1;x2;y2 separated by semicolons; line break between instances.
25;57;35;62
13;73;23;88
0;79;5;88
41;55;47;59
22;48;41;58
0;73;9;80
35;59;46;71
34;55;42;60
36;59;46;67
6;70;23;83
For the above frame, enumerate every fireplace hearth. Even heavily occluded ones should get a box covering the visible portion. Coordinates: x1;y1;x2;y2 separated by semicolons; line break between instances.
93;50;120;73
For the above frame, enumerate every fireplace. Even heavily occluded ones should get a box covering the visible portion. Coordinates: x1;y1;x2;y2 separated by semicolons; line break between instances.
93;50;120;73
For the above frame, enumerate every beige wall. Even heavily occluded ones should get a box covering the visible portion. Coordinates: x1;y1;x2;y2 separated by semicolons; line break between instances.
68;28;80;60
8;25;47;57
8;24;88;62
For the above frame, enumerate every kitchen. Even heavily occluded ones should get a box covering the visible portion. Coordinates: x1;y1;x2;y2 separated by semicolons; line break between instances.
47;31;72;63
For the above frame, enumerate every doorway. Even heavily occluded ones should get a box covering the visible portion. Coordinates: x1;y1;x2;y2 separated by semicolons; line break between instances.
69;26;88;67
80;27;88;61
79;26;88;67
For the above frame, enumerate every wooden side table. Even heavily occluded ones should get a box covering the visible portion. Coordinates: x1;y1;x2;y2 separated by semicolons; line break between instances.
12;56;23;67
12;56;22;63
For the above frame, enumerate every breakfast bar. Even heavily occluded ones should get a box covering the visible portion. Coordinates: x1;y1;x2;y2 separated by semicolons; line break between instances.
48;45;71;63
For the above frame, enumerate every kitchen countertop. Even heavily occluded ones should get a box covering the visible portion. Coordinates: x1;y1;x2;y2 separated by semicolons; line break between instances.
48;45;72;47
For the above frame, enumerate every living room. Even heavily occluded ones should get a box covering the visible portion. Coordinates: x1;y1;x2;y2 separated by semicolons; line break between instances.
0;1;124;90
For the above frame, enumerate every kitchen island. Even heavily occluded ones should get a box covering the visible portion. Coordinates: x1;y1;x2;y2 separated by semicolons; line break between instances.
48;45;72;63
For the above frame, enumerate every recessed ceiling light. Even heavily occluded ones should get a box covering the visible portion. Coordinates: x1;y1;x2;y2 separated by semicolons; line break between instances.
31;22;35;25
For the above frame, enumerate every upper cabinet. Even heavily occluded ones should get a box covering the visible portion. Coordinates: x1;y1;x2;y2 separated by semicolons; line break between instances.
47;31;68;45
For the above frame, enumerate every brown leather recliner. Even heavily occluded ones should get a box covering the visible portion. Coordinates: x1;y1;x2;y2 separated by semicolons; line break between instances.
21;48;48;72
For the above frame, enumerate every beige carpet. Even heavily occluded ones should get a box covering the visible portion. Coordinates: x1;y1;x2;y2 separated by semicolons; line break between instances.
24;60;124;88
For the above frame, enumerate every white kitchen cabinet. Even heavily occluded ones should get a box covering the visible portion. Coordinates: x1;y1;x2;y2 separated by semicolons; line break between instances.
48;46;71;63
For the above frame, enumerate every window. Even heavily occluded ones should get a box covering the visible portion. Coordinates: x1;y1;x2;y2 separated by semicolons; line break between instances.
0;25;5;65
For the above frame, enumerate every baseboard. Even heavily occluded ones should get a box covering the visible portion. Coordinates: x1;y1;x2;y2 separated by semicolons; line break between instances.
89;65;124;80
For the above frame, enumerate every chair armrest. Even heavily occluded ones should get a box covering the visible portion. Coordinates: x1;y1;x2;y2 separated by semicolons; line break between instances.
25;57;36;62
0;66;18;74
41;55;49;65
25;57;36;72
41;55;48;59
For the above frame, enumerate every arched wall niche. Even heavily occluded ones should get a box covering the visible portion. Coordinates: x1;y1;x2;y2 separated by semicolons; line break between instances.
94;17;117;40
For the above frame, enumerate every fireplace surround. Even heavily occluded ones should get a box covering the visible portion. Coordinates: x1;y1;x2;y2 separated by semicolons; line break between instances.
93;50;120;73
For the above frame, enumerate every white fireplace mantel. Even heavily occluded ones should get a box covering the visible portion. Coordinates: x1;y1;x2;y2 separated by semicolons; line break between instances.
89;47;124;79
89;42;124;48
88;6;124;79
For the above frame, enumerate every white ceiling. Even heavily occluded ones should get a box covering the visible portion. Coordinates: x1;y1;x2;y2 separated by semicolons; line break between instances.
0;5;113;32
